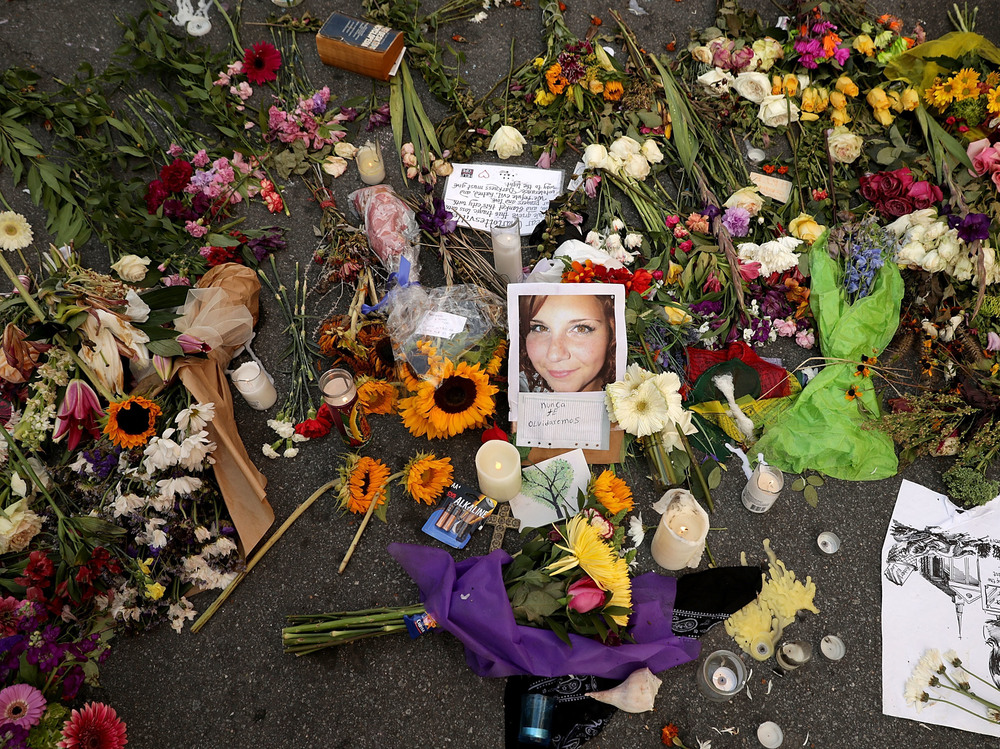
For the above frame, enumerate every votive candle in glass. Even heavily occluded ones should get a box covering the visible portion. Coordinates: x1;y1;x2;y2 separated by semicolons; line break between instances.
741;464;783;513
475;440;522;501
696;649;747;701
230;361;278;410
356;141;385;185
319;368;371;447
491;218;523;283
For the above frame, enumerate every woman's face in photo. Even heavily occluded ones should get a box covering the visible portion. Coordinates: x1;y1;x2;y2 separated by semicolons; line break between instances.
525;295;611;393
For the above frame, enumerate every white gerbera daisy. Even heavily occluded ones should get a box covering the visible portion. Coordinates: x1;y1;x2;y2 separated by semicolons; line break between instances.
175;402;217;434
613;379;668;437
0;212;33;252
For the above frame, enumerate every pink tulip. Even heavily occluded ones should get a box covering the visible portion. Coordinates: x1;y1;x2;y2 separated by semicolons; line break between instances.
53;379;104;451
566;576;607;614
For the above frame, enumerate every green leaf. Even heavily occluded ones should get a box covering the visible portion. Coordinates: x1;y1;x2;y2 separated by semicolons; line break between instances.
204;233;242;247
139;286;189;309
803;484;819;507
145;339;184;357
707;464;722;490
791;477;806;492
806;475;825;487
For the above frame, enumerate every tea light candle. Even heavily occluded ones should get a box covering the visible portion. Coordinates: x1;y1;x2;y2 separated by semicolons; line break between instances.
650;489;709;570
230;361;278;410
356;141;385;185
757;721;783;748
821;635;846;661
696;649;747;701
747;147;767;164
817;531;841;554
711;666;738;692
475;440;522;501
741;464;784;513
491;219;523;283
318;368;371;447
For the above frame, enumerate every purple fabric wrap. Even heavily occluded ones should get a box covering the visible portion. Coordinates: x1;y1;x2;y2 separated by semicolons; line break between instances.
387;543;701;680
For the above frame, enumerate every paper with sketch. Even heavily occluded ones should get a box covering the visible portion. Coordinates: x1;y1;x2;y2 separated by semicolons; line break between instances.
508;449;590;531
881;479;1000;737
443;164;563;234
516;393;610;450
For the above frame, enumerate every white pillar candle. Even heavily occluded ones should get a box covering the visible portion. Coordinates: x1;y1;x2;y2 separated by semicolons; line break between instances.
757;722;783;748
741;464;783;513
475;441;522;502
356;141;385;185
230;361;278;410
650;489;709;570
491;219;523;283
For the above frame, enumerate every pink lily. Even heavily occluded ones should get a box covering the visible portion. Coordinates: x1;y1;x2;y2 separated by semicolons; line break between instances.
53;379;104;451
177;334;211;354
702;273;722;293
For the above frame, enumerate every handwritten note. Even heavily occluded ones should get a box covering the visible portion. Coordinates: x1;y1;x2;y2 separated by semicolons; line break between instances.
416;311;467;339
749;172;793;203
516;393;610;451
443;164;564;235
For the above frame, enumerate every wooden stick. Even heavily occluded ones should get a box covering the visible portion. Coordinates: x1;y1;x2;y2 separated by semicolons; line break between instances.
338;491;383;574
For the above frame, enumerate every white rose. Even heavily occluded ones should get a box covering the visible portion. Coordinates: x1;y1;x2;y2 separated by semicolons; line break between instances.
691;45;713;64
321;156;348;177
603;152;625;176
697;68;733;97
640;139;664;164
922;250;946;274
621;152;651;180
111;254;150;283
826;126;863;164
885;215;912;236
732;72;772;103
582;143;609;171
907;225;927;244
487;125;527;159
797;74;811;91
334;142;358;159
937;236;961;262
953;255;975;280
896;241;927;266
724;186;764;217
609;136;642;161
758;94;800;127
924;221;947;242
751;37;783;71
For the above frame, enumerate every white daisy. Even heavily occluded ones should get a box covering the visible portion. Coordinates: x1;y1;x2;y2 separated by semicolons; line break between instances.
175;402;216;434
613;379;669;438
627;513;645;548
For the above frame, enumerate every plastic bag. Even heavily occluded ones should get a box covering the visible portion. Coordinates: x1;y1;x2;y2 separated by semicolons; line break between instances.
752;233;903;481
386;284;505;379
349;184;420;277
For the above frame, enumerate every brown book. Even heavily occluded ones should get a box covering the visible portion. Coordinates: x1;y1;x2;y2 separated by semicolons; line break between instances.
315;13;405;82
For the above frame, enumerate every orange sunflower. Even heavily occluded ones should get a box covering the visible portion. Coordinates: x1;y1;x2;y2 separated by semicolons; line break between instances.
398;359;497;439
104;395;161;448
484;340;507;377
341;455;392;515
403;452;454;504
357;377;397;415
590;470;634;514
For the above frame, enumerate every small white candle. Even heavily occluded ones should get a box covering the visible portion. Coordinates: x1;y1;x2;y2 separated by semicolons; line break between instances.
321;370;357;407
650;489;709;570
230;361;278;410
821;635;846;661
817;531;841;554
475;441;522;502
356;142;385;185
741;464;783;513
757;722;783;748
491;219;522;283
711;666;738;692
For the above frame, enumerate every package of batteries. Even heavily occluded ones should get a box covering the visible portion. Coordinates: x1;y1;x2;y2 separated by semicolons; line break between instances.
421;481;498;549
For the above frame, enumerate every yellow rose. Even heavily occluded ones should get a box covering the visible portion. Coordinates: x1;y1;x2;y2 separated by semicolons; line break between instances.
830;107;852;127
801;87;830;113
588;77;605;95
853;34;875;57
783;74;799;97
900;87;920;111
665;261;683;285
866;87;890;110
660;304;692;325
829;90;848;110
771;75;783;96
835;76;859;97
873;107;895;126
887;90;904;113
789;213;826;244
535;90;556;107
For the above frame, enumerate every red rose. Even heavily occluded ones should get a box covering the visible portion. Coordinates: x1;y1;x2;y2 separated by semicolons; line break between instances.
906;180;943;210
859;173;883;203
566;576;608;614
294;418;331;439
888;167;915;192
145;179;169;214
882;197;915;217
159;159;193;193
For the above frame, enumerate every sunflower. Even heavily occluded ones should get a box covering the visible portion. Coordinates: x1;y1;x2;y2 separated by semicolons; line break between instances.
603;80;624;101
403;452;454;505
397;362;424;393
590;470;634;514
484;340;507;377
398;359;497;440
0;212;33;252
338;455;391;515
104;395;161;448
987;87;1000;115
547;515;632;626
357;377;397;415
951;68;981;102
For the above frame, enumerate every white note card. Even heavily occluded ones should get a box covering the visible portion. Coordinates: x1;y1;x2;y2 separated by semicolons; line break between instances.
516;392;610;450
443;163;564;235
416;311;467;339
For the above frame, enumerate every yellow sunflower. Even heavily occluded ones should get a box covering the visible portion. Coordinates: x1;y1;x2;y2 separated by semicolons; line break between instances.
924;79;954;111
987;87;1000;115
398;359;497;440
104;395;161;448
0;212;33;253
403;452;454;505
988;71;1000;88
547;515;632;626
484;340;507;377
357;377;397;415
340;455;391;515
951;68;981;102
590;470;634;514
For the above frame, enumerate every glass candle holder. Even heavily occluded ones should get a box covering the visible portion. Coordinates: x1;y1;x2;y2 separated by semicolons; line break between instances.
820;635;846;661
775;639;813;674
491;218;523;283
696;649;747;701
518;693;555;746
230;361;278;410
356;141;385;185
741;464;783;513
318;368;371;447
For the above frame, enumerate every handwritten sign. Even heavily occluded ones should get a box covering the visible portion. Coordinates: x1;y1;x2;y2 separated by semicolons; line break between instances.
416;311;467;339
749;171;793;203
443;164;564;235
516;393;610;451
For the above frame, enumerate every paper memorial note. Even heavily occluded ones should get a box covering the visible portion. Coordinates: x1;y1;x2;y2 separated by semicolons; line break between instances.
443;164;564;234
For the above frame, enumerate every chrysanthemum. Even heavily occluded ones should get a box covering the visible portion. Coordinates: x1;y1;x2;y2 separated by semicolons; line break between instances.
398;360;497;440
242;41;281;85
603;80;624;101
0;212;33;252
951;68;981;101
988;87;1000;115
104;395;161;449
357;378;397;415
591;470;634;514
341;455;391;515
57;702;127;749
0;683;45;728
403;452;453;505
611;379;668;438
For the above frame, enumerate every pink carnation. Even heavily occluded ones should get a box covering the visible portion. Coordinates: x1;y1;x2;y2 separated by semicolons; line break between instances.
795;329;815;348
773;318;797;337
184;221;208;238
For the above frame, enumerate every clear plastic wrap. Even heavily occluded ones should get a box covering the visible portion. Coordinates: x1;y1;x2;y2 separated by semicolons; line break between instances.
349;184;420;278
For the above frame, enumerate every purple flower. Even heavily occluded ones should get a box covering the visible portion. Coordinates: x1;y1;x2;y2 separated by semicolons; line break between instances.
958;213;991;242
365;103;391;132
833;46;850;66
417;198;458;235
701;204;721;220
721;206;751;237
247;228;287;261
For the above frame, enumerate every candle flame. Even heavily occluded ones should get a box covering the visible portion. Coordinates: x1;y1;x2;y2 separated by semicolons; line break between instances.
679;525;688;534
495;461;503;471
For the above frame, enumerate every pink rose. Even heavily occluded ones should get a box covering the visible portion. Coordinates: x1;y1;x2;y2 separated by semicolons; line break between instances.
967;138;997;176
795;329;815;348
906;181;943;210
991;170;1000;193
774;318;797;337
566;576;607;614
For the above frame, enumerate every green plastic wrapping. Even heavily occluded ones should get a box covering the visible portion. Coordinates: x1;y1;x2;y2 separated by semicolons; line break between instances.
752;234;904;481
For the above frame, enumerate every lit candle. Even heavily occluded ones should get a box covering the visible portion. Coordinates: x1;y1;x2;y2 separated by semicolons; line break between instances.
696;649;747;701
230;361;278;410
318;368;371;447
817;531;841;554
741;464;784;513
775;640;812;673
491;219;523;283
356;141;385;185
757;722;783;748
475;441;522;501
650;489;709;571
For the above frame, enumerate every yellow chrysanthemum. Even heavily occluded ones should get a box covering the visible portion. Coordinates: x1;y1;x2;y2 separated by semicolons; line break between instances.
987;72;1000;88
0;212;33;252
398;359;497;440
403;452;454;505
145;582;166;600
357;377;397;415
951;68;981;102
547;515;632;626
590;470;634;514
341;455;391;515
987;87;1000;115
104;395;161;449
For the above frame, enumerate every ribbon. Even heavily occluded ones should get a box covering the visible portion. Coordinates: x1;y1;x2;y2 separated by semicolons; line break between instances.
361;256;418;314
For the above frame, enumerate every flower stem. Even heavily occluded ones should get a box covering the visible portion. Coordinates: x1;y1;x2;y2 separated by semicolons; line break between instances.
0;253;46;323
212;0;242;52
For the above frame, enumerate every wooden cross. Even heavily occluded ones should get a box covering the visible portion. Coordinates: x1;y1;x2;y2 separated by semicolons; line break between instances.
483;503;520;552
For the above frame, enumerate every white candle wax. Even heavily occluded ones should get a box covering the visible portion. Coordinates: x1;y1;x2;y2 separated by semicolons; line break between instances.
711;666;738;692
230;361;278;410
650;489;710;570
321;370;357;407
742;464;783;513
491;222;522;283
356;144;385;185
821;635;846;661
757;721;783;748
475;441;522;502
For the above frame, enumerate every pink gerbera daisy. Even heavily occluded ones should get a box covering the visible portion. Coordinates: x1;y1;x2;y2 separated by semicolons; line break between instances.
242;42;281;85
58;702;127;749
0;683;46;729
